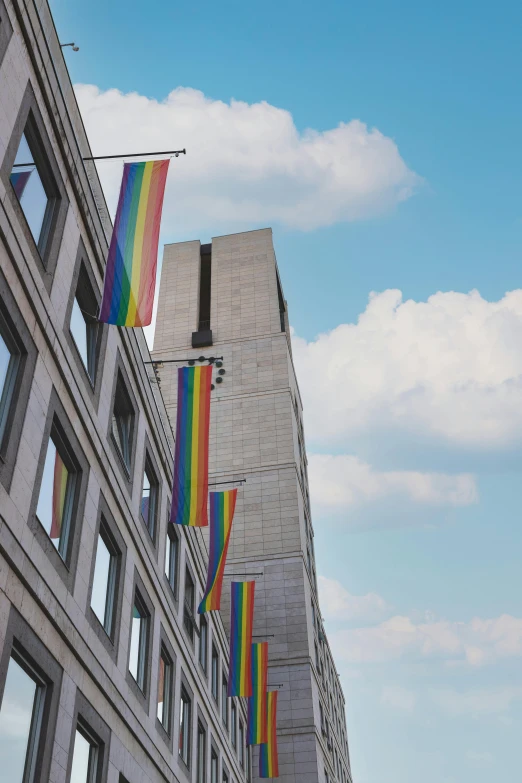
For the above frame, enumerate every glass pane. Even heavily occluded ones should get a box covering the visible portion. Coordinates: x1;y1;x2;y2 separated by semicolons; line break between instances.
70;299;89;372
10;133;48;245
0;332;11;405
91;534;112;630
129;604;143;683
36;437;71;554
211;753;218;783
0;657;37;783
157;655;165;724
69;729;92;783
141;470;151;523
179;694;190;764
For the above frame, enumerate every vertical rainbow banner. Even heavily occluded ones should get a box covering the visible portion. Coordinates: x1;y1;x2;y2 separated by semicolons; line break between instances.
228;581;255;697
198;489;237;613
170;365;212;527
259;691;279;778
50;451;68;540
99;159;170;327
247;642;268;745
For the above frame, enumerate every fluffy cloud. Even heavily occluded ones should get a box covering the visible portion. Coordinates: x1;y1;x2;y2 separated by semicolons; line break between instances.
330;613;522;666
309;454;477;519
318;575;390;622
75;84;419;232
292;288;522;451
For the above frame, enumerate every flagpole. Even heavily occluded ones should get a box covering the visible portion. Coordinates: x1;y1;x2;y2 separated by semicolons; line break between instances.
12;148;187;168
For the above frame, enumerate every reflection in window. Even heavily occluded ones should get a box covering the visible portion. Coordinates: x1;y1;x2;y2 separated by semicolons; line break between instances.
70;727;98;783
70;297;98;382
157;647;172;734
10;132;51;248
111;372;134;471
165;528;179;594
90;526;117;637
129;594;148;691
183;568;195;641
211;748;218;783
141;459;158;538
221;674;228;727
231;702;237;748
196;722;206;783
0;322;20;446
199;616;208;673
0;655;43;783
36;434;75;560
239;721;245;768
179;687;191;767
211;645;219;703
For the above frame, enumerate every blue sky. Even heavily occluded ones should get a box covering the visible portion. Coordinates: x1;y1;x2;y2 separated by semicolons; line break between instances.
52;1;522;781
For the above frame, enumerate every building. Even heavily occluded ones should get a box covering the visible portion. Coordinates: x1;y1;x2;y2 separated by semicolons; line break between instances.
0;2;352;783
153;231;352;783
0;1;250;782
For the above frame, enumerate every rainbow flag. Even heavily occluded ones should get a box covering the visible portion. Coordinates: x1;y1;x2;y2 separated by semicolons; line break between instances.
10;169;32;200
247;642;268;745
99;159;169;327
198;489;237;613
170;365;212;526
50;451;68;540
259;691;279;778
228;581;255;697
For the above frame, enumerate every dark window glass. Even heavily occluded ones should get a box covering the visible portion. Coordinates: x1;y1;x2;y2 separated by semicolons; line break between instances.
0;318;20;446
179;687;191;767
223;771;229;783
196;722;206;783
36;433;76;560
111;372;135;471
211;748;218;783
157;647;173;734
165;527;179;595
183;569;195;641
141;458;158;538
239;721;245;768
211;645;219;704
9;132;52;249
221;674;228;727
0;654;45;783
90;524;118;637
129;593;149;691
231;702;237;749
199;616;208;672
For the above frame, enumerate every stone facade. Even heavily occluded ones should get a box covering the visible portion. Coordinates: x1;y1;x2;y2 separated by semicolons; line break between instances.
0;2;250;782
153;230;352;783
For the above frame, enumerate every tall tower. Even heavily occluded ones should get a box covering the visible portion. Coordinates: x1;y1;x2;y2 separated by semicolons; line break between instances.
153;228;352;783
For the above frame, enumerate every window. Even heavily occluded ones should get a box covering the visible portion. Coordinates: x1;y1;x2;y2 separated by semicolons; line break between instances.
165;526;179;596
129;592;149;692
179;687;191;768
141;456;159;539
69;292;98;384
211;748;219;783
157;646;173;735
69;724;100;783
196;722;206;783
0;653;45;782
111;371;135;472
231;702;237;749
223;770;229;783
0;316;20;447
90;521;119;638
311;601;316;632
183;568;195;641
199;616;208;672
36;430;76;560
211;645;219;704
315;642;321;672
239;721;245;768
9;130;55;250
221;674;229;727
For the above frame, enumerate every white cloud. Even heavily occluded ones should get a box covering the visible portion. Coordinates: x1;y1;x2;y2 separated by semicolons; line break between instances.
432;686;522;716
75;84;420;232
292;288;522;450
309;454;477;518
330;613;522;666
318;575;390;622
381;685;417;712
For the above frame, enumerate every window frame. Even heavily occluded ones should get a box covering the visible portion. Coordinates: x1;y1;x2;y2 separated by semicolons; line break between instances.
179;683;192;770
183;564;196;643
0;83;69;289
239;720;245;769
196;718;207;783
164;523;180;599
221;672;229;728
0;606;62;783
156;639;174;741
66;690;111;783
211;643;219;705
29;388;89;591
140;443;160;545
108;354;138;487
86;494;126;659
126;571;154;704
211;744;219;783
199;615;208;674
231;701;237;749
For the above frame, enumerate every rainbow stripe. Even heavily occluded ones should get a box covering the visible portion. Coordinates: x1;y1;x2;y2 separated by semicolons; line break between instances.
50;451;68;540
259;692;279;778
228;581;255;697
247;642;268;745
170;365;212;526
99;160;169;327
198;489;237;613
